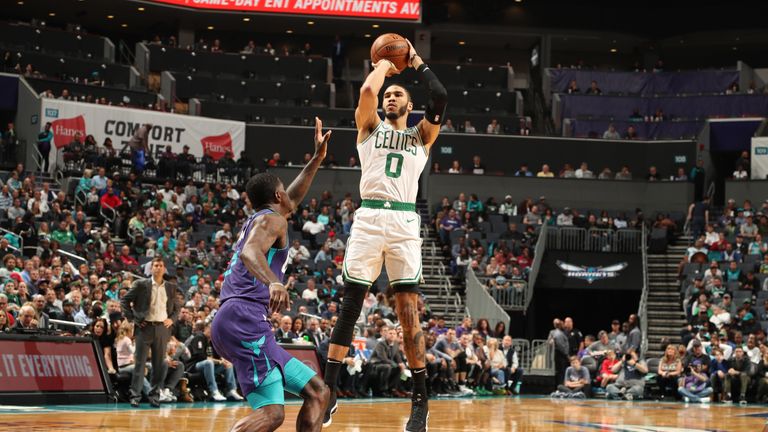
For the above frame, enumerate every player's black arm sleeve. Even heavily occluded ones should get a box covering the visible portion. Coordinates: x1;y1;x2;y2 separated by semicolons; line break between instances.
418;63;448;125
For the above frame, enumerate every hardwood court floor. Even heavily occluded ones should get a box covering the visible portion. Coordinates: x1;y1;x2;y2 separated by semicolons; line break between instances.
2;397;768;431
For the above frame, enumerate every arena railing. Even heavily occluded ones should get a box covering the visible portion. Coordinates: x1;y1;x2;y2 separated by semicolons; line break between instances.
465;267;510;332
528;339;555;376
638;224;650;357
487;281;527;310
524;223;549;311
512;339;530;370
0;227;23;252
546;226;643;253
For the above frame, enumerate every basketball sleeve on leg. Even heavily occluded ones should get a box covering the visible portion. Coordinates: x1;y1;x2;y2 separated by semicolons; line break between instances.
329;283;368;348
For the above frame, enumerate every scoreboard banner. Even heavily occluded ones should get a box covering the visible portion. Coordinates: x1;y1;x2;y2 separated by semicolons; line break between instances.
0;336;107;393
140;0;422;21
40;99;246;169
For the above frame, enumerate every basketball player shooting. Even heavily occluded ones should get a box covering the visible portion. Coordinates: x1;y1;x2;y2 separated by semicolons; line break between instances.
211;118;332;432
322;37;447;432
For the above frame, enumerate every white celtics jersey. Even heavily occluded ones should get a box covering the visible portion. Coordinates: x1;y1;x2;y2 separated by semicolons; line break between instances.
357;121;428;204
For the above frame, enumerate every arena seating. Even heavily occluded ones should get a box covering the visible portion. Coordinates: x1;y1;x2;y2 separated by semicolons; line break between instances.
26;77;158;107
147;45;329;83
549;68;768;140
0;21;108;60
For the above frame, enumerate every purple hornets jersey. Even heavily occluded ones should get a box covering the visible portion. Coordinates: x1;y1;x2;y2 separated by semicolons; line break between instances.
219;209;290;308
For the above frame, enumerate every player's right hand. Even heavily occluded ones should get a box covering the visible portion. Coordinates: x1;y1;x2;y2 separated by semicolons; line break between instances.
269;282;289;314
313;117;331;161
373;59;399;77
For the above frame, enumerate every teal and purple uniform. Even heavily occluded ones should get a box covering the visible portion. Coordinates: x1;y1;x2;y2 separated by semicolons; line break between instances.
211;208;316;409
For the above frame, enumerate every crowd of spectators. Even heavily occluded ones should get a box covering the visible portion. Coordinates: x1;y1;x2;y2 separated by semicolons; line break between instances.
0;161;536;403
548;315;644;400
665;194;768;403
433;155;701;183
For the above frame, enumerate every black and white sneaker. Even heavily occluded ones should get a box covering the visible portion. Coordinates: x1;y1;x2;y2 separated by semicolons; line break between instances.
322;391;338;428
404;395;429;432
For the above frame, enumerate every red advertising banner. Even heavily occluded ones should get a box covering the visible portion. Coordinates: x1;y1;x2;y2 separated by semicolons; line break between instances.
0;339;104;392
142;0;421;21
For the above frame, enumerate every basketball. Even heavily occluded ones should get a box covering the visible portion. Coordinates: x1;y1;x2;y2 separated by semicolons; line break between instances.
370;33;410;72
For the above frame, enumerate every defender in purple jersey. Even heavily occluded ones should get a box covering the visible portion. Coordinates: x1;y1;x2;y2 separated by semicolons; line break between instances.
211;118;331;432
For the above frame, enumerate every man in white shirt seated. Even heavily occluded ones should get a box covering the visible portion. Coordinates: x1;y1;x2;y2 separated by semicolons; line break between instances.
575;162;594;179
287;239;311;262
302;215;325;248
302;279;320;303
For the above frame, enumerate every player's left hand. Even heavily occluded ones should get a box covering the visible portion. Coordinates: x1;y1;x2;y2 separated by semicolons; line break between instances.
269;282;289;314
405;39;420;69
313;117;331;161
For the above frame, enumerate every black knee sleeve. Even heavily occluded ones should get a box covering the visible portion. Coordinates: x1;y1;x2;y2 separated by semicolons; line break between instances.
393;283;421;294
329;282;368;348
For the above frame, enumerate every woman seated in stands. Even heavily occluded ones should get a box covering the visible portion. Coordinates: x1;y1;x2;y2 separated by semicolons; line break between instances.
657;344;683;398
115;321;150;394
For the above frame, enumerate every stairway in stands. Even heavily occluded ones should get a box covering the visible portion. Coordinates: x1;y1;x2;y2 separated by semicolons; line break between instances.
416;199;466;327
645;235;690;358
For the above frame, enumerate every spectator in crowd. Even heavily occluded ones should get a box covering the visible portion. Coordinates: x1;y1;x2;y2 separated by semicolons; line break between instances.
735;151;750;176
471;156;485;175
514;164;533;177
501;335;523;394
657;343;683;398
598;167;613;179
559;163;575;178
440;119;455;133
486;119;501;135
606;350;647;400
733;165;748;180
646;166;661;181
565;79;579;94
463;121;476;134
369;327;407;397
686;196;710;239
674;168;688;181
186;321;242;402
37;122;53;173
678;359;712;403
585;80;602;95
624;125;638;140
549;319;570;386
575;162;593;179
448;160;462;174
553;356;589;398
536;164;554;178
602;123;621;140
615;165;632;180
723;346;751;404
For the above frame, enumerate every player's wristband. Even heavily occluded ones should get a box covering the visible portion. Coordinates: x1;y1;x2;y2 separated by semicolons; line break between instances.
417;63;429;73
269;282;285;290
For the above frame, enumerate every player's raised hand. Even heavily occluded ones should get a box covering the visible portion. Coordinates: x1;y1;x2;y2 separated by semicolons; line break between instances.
372;59;399;77
269;282;289;314
405;39;422;69
313;116;331;160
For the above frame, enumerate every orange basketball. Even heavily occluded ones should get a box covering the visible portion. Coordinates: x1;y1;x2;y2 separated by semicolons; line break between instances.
370;33;410;72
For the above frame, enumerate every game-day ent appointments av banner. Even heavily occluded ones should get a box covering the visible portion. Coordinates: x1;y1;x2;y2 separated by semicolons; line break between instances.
751;137;768;180
142;0;421;21
536;251;643;291
41;98;245;169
